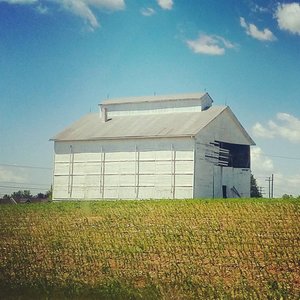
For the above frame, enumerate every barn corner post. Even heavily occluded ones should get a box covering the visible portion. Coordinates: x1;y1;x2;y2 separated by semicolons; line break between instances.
192;137;196;199
99;146;104;199
68;144;74;199
134;145;140;199
51;142;56;201
170;144;176;199
101;150;106;199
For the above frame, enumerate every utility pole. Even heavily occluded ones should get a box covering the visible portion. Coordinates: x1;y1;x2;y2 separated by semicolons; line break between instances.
266;177;271;198
271;174;274;198
266;175;274;198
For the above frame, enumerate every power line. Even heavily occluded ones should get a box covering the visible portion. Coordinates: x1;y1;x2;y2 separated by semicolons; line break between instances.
0;163;52;170
0;181;50;186
257;154;300;161
0;185;50;191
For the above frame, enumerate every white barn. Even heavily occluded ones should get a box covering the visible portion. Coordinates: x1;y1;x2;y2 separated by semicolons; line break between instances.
51;92;255;200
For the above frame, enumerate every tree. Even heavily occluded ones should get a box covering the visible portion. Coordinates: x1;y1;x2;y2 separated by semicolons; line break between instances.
11;190;32;200
45;185;52;200
251;174;262;198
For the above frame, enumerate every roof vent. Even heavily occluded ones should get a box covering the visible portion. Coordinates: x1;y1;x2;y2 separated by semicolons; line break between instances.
101;106;108;122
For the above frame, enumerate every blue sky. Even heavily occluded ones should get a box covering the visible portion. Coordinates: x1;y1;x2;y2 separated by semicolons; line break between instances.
0;0;300;197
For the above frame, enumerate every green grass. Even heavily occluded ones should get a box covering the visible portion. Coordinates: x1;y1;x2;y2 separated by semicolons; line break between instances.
0;198;299;299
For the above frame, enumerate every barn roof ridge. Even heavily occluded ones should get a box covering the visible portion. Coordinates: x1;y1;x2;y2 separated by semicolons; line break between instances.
101;92;209;105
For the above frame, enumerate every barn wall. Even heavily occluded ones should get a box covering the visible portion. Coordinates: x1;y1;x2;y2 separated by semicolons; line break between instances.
53;138;195;200
194;109;251;198
194;143;251;198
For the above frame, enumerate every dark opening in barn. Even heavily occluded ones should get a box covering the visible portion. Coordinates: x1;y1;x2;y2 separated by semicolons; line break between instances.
218;142;250;168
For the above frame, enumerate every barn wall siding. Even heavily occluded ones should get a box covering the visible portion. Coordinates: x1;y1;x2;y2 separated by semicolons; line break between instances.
193;109;251;198
53;138;195;200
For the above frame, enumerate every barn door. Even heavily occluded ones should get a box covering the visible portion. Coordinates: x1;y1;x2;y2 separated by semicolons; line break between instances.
222;185;227;198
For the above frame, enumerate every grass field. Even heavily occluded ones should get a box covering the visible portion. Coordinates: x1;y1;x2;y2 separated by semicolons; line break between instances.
0;198;299;299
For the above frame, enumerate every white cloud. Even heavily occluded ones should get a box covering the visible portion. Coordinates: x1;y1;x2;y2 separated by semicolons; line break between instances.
157;0;173;10
186;34;236;56
276;3;300;35
251;4;269;13
251;147;275;197
36;4;48;14
0;0;37;3
140;7;155;17
61;0;100;29
60;0;125;29
67;0;125;10
251;146;274;174
0;0;125;30
252;113;300;143
240;17;276;41
252;122;274;139
251;147;300;197
271;172;300;197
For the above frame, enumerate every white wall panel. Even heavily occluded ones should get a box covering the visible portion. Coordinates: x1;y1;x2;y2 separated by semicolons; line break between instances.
105;151;135;161
155;161;172;174
139;151;155;161
85;175;100;186
119;174;135;186
85;188;101;199
119;161;135;174
175;188;193;199
137;187;155;199
71;176;85;186
53;175;69;186
154;187;172;199
72;163;86;175
139;175;155;186
54;163;69;175
53;187;69;199
74;152;100;162
55;154;71;163
175;161;194;173
69;187;84;199
103;161;119;174
103;187;118;199
118;187;135;199
175;151;194;160
175;175;194;186
139;161;155;174
155;175;173;187
104;174;119;186
53;138;195;200
83;163;102;174
155;151;172;160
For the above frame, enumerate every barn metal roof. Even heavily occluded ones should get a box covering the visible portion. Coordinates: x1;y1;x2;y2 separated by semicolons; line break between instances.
101;92;208;105
51;106;254;145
